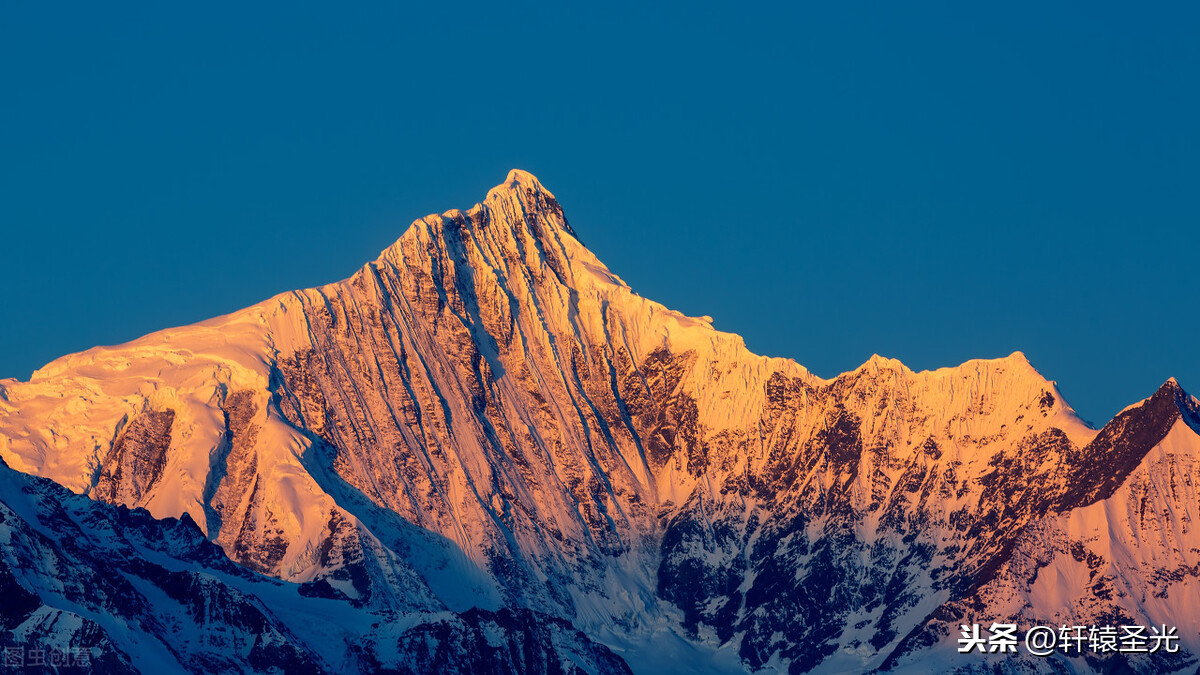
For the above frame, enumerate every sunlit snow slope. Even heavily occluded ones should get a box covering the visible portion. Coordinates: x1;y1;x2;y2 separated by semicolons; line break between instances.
1;170;1195;674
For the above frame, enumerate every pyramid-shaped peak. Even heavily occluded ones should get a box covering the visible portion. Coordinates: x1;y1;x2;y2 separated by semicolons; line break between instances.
382;169;575;267
1157;378;1199;422
486;169;555;202
1126;376;1196;421
1153;377;1189;402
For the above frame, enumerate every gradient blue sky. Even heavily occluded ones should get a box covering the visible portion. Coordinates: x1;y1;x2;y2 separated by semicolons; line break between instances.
3;3;1197;425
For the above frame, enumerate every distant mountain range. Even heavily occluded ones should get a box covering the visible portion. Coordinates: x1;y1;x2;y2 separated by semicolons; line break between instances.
2;171;1197;674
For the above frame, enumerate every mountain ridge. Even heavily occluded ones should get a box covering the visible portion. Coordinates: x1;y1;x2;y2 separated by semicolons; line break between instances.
1;170;1195;674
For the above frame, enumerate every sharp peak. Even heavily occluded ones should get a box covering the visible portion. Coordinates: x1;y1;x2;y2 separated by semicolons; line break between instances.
1151;377;1191;401
1115;377;1198;422
379;169;575;266
486;168;555;202
1155;377;1198;413
410;169;557;227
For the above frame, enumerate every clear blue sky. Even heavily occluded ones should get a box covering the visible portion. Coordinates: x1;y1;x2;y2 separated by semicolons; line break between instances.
3;3;1197;425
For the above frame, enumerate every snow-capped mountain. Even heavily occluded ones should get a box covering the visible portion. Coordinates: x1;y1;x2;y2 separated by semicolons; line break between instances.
1;170;1196;673
885;379;1200;674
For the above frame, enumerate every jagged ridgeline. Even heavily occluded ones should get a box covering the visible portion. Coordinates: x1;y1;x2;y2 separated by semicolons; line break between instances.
2;171;1198;674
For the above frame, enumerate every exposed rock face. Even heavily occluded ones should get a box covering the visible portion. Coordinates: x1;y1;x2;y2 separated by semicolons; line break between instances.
366;607;634;675
885;381;1200;674
0;457;632;675
0;170;1196;673
94;409;175;505
0;455;324;674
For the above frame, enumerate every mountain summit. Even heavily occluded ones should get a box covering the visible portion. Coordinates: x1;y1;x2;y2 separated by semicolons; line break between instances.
1;171;1197;674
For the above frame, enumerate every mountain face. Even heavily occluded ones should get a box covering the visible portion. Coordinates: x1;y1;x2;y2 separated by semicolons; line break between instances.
0;456;630;674
1;170;1197;674
886;380;1200;675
